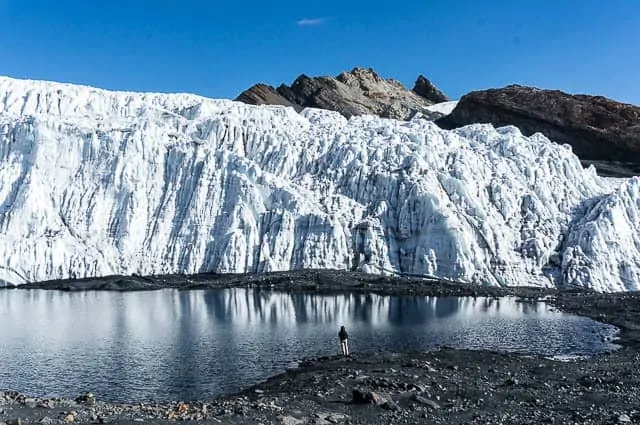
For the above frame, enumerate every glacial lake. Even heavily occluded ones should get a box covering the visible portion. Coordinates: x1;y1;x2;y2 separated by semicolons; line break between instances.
0;289;618;402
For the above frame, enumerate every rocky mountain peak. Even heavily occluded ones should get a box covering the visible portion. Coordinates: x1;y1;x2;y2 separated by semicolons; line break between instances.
235;67;449;121
336;67;386;87
233;83;300;111
413;75;450;104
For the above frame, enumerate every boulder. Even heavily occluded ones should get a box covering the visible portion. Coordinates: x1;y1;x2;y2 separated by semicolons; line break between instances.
352;389;387;405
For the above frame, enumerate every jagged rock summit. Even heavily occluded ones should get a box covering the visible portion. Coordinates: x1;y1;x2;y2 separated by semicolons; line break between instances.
235;67;450;120
436;85;640;176
413;75;449;104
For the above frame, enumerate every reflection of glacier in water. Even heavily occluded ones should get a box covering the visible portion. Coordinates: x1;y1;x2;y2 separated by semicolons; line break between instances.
0;289;618;403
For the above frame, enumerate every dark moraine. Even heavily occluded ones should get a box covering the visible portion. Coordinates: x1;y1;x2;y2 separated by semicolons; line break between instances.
0;288;617;403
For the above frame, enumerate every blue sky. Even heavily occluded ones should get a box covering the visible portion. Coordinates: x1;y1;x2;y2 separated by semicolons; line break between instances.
0;0;638;104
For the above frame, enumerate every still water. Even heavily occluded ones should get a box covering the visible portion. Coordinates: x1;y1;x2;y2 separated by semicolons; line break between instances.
0;289;618;402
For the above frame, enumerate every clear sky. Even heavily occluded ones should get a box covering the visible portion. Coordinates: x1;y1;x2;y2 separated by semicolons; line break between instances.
0;0;638;104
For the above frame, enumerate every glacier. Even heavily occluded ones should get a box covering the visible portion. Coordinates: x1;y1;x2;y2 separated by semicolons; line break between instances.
0;76;639;292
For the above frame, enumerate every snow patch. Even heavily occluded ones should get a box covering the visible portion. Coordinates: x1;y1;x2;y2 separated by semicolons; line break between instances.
425;101;458;116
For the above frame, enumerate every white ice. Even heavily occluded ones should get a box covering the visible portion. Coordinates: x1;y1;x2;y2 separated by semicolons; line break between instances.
0;76;638;292
425;100;458;116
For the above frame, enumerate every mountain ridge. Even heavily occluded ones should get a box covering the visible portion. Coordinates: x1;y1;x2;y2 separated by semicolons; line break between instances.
436;84;640;177
236;67;449;121
237;69;640;177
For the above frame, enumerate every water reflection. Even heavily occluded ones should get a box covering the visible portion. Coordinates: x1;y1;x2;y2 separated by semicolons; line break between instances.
0;289;617;403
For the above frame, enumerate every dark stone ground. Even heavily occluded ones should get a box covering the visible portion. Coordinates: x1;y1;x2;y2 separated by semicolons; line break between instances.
2;270;640;424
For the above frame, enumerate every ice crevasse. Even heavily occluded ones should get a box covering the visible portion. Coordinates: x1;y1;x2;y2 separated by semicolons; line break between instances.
0;76;639;292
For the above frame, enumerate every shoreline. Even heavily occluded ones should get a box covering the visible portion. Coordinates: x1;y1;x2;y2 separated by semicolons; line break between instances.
2;271;640;424
13;269;553;297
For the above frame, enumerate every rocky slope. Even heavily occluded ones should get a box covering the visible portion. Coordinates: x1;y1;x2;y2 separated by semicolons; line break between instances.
235;83;301;112
436;85;640;176
236;67;449;120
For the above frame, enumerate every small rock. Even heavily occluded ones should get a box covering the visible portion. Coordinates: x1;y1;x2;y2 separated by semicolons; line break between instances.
325;413;348;424
412;394;440;410
381;399;401;411
280;415;304;425
235;406;249;416
5;420;22;425
75;392;95;405
352;389;387;405
505;378;519;386
23;398;37;408
64;414;75;423
352;389;368;404
254;389;265;395
36;399;54;409
618;414;631;423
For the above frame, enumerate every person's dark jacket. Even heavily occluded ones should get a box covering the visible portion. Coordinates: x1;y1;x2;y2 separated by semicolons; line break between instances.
339;327;348;341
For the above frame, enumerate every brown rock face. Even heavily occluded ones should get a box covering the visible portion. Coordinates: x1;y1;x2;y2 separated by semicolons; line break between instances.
235;67;448;121
235;84;302;111
436;85;640;176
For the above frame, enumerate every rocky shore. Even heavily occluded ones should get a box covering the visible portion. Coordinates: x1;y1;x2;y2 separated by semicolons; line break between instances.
3;271;640;424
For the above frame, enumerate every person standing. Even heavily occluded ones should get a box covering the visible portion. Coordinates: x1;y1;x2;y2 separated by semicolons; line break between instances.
338;325;349;356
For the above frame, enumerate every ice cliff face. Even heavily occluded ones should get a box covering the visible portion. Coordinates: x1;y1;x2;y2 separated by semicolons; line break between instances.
0;76;638;291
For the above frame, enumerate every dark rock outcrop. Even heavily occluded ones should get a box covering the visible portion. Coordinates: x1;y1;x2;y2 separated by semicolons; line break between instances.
235;84;301;111
413;75;449;104
436;85;640;176
236;67;449;121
